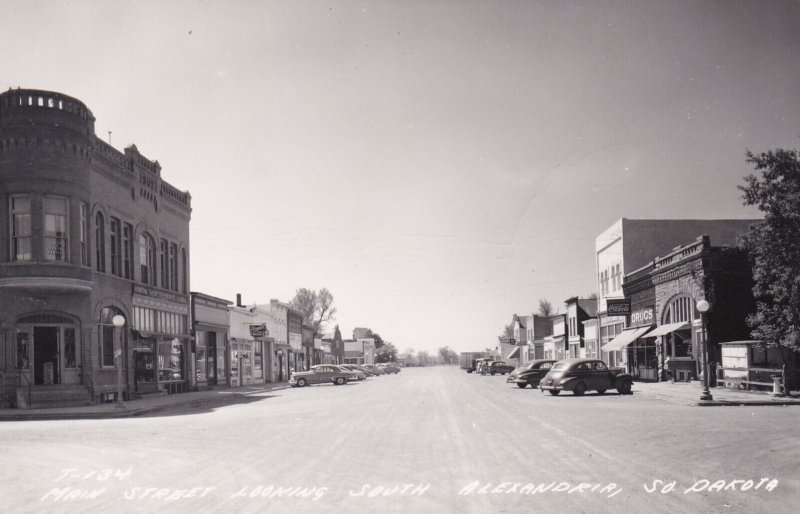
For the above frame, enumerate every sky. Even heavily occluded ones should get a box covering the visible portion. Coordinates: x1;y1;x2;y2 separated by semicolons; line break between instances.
2;0;799;353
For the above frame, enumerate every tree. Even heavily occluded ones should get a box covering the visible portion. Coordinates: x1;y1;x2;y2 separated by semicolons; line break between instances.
501;323;514;339
538;298;554;316
417;350;431;366
438;346;458;365
376;342;397;363
739;148;800;382
291;287;337;334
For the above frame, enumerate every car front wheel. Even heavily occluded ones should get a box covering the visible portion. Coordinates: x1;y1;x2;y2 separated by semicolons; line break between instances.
334;377;345;385
573;382;586;396
548;390;560;396
517;383;527;389
297;378;307;387
617;380;632;395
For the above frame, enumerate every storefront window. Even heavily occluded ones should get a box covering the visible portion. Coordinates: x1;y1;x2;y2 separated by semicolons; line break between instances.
216;345;227;385
196;331;207;383
157;338;184;381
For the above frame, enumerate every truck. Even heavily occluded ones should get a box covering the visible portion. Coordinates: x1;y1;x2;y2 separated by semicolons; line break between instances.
459;352;492;373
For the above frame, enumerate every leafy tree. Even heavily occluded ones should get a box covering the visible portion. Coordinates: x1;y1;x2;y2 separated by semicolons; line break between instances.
538;298;554;316
376;342;397;363
739;148;800;382
501;323;514;339
291;287;337;334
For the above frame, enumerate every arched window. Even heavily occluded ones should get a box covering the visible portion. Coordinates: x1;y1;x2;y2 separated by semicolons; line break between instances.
139;233;156;285
662;295;697;359
95;212;106;273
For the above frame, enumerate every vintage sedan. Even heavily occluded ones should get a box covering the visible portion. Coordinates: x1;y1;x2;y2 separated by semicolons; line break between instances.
289;365;357;387
378;363;401;374
339;365;368;381
539;358;634;396
487;361;515;375
363;364;385;375
507;359;558;388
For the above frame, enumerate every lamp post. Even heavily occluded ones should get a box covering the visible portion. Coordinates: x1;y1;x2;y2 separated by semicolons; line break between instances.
112;314;126;408
695;300;713;401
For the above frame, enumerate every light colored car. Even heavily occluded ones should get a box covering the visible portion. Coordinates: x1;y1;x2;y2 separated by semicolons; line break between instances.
363;364;385;375
377;363;401;374
290;365;357;387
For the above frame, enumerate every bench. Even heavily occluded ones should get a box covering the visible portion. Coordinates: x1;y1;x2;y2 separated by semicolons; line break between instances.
721;378;779;391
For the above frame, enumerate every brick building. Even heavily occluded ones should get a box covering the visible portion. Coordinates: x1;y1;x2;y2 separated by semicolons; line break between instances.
0;88;191;407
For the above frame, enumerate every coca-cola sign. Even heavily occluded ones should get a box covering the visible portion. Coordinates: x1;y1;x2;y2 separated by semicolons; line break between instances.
606;298;631;315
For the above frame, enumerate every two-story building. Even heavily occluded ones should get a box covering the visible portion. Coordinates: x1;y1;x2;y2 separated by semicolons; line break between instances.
0;89;191;407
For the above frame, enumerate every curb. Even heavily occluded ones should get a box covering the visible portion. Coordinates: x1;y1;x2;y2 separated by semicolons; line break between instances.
0;385;292;422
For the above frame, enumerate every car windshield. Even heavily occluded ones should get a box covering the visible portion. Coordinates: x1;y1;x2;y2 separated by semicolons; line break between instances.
551;362;568;371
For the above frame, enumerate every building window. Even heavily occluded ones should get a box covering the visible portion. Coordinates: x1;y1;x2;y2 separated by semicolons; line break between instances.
10;195;32;261
169;243;178;291
64;328;77;368
79;202;89;266
110;217;121;275
122;223;133;279
181;248;187;293
160;239;168;288
139;233;155;285
98;307;124;368
95;212;106;272
44;196;69;262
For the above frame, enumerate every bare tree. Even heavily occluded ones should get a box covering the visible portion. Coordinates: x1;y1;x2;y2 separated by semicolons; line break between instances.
292;287;337;334
538;298;554;316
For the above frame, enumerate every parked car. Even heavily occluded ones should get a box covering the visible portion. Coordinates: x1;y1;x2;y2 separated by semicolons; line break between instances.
487;361;515;375
289;365;357;387
363;364;385;375
339;365;368;381
507;359;558;388
539;358;634;396
377;363;401;374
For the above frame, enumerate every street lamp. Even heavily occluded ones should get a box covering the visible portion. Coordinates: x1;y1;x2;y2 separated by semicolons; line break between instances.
695;300;713;401
112;314;126;408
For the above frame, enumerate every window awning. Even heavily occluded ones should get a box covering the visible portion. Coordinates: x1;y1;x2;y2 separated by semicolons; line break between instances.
601;326;652;353
506;347;520;360
645;322;689;338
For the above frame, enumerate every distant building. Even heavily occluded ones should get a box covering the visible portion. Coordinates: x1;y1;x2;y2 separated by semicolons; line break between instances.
565;297;598;359
191;292;232;390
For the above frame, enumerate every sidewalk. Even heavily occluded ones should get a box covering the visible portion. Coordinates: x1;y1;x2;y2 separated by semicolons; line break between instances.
633;380;800;407
0;382;292;422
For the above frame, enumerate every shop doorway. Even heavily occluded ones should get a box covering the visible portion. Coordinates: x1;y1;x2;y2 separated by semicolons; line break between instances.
33;327;59;385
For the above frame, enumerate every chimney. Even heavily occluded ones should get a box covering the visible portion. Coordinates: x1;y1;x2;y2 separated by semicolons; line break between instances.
236;293;242;307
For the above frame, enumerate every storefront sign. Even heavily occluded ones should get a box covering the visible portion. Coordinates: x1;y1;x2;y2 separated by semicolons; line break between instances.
606;298;631;316
630;306;654;327
249;323;268;339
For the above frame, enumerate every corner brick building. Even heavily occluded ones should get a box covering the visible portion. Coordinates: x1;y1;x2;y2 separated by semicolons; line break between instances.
0;88;191;407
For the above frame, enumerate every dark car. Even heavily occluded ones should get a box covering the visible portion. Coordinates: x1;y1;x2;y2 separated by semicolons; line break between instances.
539;358;633;396
487;361;515;375
507;359;558;388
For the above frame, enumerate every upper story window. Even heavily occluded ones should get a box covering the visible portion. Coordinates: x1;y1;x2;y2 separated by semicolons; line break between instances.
44;196;68;262
169;243;178;291
139;233;156;285
79;202;89;266
160;239;168;288
122;223;133;279
95;212;106;272
10;195;32;261
110;217;121;275
181;248;188;293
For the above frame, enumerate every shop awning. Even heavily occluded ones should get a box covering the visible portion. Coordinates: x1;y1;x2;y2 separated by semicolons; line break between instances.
506;347;520;360
601;326;652;353
645;322;689;338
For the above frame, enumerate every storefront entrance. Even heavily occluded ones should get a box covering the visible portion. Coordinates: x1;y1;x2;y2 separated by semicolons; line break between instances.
33;327;59;385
